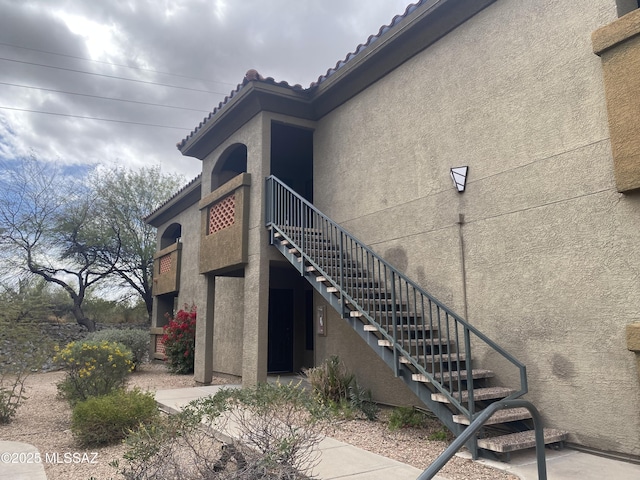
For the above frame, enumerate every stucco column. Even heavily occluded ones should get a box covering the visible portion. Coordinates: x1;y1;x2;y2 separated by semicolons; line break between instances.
241;252;269;386
194;275;215;384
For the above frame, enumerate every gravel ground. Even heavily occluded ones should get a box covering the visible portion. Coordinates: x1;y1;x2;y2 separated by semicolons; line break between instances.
1;364;516;479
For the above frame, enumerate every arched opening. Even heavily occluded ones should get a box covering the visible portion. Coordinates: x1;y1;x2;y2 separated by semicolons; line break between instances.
160;223;182;249
211;144;247;191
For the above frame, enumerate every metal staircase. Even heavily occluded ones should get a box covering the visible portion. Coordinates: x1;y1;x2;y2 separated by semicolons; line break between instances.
265;176;567;460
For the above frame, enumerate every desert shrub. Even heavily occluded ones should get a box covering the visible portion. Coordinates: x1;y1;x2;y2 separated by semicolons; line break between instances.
305;355;354;404
55;340;134;404
72;388;158;447
388;406;428;430
161;306;196;374
117;382;322;479
0;370;28;424
87;329;149;370
0;320;54;423
305;355;377;420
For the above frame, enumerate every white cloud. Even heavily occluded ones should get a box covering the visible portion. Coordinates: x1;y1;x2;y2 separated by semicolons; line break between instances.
0;0;411;179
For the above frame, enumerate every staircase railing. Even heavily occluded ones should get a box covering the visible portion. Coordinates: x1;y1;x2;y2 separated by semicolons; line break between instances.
265;176;527;421
417;399;547;480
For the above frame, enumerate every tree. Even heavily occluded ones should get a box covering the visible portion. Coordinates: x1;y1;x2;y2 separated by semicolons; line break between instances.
0;157;119;331
91;166;184;321
0;277;72;323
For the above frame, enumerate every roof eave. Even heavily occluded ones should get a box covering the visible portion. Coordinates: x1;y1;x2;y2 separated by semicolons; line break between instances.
311;0;497;117
179;82;313;160
144;175;202;227
178;0;496;159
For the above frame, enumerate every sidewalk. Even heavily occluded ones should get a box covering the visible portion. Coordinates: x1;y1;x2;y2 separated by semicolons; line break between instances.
155;384;640;480
0;441;47;480
155;384;435;480
3;385;639;480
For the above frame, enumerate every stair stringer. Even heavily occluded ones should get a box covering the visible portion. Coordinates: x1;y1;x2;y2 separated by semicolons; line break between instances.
269;234;469;441
270;238;347;316
345;315;466;438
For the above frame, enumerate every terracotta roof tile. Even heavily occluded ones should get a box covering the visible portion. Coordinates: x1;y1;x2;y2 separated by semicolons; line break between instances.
144;173;202;221
177;1;421;151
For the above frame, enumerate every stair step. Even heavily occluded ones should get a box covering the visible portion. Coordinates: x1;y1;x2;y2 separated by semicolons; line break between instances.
399;354;466;365
452;407;532;425
394;324;439;332
477;429;568;453
431;387;516;404
412;369;494;384
364;324;378;331
379;338;453;348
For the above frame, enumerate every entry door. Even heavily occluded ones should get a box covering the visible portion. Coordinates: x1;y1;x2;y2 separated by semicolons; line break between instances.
268;289;294;373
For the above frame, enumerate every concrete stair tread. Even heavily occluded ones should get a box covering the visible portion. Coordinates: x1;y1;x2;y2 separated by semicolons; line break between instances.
477;428;568;453
412;369;494;384
399;354;467;365
431;386;515;403
379;338;453;348
452;407;532;425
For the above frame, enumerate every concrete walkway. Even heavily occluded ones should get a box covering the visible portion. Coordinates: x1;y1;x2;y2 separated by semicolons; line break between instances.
155;384;434;480
0;441;47;480
2;384;639;479
155;384;640;480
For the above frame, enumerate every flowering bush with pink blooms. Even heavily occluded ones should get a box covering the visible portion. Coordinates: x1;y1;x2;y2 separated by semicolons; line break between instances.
161;306;196;374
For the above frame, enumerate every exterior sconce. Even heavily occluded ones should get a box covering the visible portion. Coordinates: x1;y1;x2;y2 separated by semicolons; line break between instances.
450;166;468;193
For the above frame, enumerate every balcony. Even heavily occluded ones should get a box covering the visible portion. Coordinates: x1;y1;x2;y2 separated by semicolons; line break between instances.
593;9;640;192
152;241;181;295
199;173;251;275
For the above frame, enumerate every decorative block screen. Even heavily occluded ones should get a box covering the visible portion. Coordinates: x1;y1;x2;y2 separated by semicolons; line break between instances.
208;194;236;234
155;335;166;356
159;254;172;274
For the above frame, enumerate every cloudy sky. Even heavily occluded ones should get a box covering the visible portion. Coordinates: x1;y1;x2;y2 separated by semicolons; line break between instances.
0;0;412;180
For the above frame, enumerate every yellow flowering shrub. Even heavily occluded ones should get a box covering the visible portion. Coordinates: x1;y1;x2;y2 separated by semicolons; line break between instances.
55;340;134;404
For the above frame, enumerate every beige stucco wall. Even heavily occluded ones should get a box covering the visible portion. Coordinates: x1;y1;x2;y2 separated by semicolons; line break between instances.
314;0;640;457
154;202;205;314
314;292;423;407
211;277;244;377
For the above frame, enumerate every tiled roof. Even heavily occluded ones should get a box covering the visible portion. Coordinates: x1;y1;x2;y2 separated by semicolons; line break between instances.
176;70;306;151
311;2;421;87
144;173;202;222
177;1;422;152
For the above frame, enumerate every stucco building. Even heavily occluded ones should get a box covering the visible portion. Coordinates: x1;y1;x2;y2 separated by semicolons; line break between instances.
146;0;640;461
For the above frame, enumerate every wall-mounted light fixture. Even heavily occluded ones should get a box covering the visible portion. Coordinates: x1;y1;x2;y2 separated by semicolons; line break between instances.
450;166;468;193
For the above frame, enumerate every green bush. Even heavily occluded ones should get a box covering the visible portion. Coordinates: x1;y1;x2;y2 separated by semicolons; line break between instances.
87;329;149;370
55;340;134;404
72;388;158;447
388;406;428;430
161;306;196;374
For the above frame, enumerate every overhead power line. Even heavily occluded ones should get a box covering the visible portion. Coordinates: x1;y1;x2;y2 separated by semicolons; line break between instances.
0;41;237;88
0;106;192;130
0;56;229;95
0;81;211;113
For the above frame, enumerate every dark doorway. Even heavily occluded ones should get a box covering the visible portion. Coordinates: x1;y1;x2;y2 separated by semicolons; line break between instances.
270;122;313;202
268;288;294;373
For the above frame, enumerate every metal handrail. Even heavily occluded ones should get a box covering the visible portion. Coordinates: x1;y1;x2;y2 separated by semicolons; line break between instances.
265;175;527;420
417;399;547;480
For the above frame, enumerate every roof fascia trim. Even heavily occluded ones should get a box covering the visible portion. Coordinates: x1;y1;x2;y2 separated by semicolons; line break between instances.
145;176;202;227
311;0;497;117
180;82;313;159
